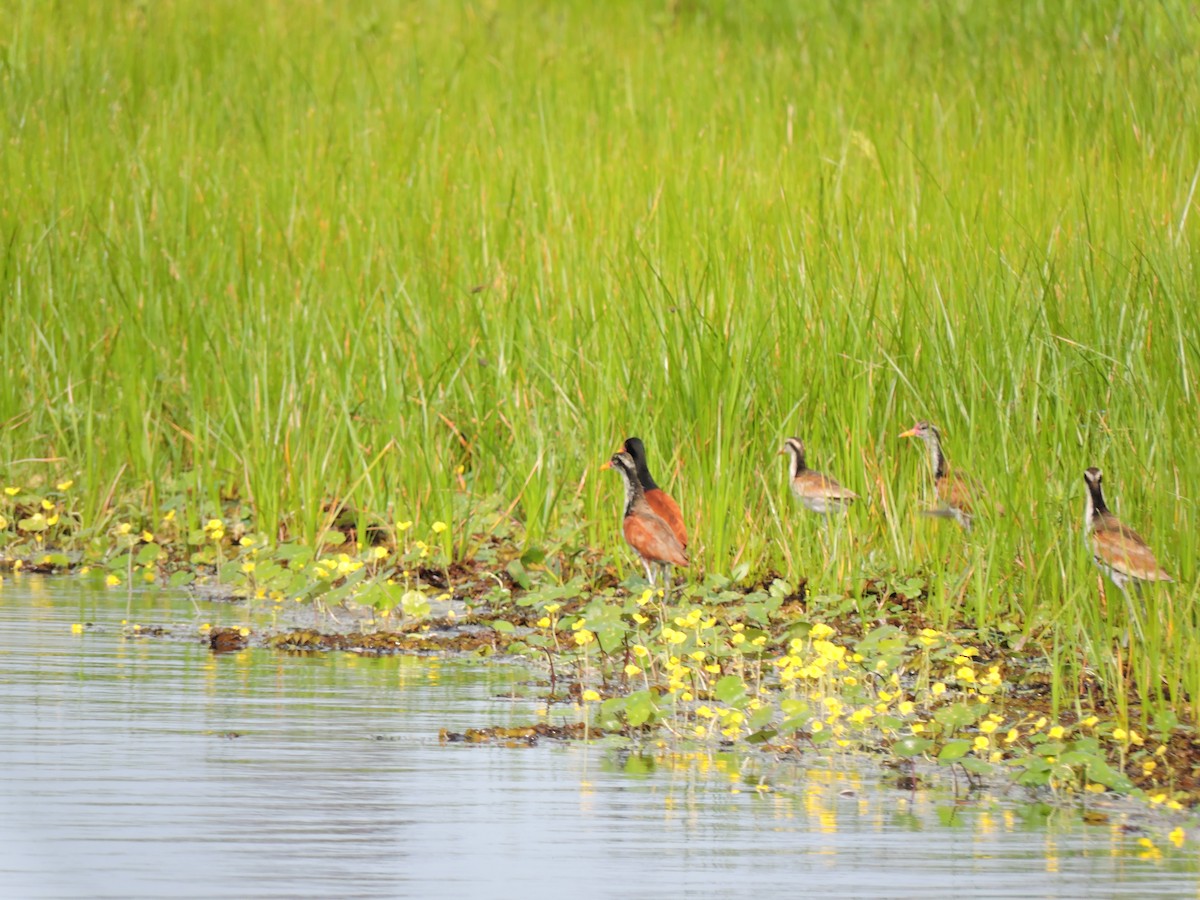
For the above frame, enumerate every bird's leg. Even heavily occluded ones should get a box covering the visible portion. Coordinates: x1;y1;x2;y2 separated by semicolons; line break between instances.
658;563;673;597
641;559;657;587
1120;584;1145;645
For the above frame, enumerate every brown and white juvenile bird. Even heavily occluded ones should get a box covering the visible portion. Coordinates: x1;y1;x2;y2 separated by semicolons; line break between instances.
602;450;688;587
621;436;687;550
900;421;983;530
1083;466;1172;592
778;437;857;515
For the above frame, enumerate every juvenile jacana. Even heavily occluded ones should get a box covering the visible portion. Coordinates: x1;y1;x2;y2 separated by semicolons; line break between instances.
778;437;857;515
602;450;688;587
899;421;981;530
1083;467;1172;592
620;436;687;550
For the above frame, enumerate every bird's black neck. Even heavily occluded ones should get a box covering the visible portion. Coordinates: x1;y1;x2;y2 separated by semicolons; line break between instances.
788;446;807;480
620;466;645;517
926;434;947;480
636;459;660;493
1086;480;1109;517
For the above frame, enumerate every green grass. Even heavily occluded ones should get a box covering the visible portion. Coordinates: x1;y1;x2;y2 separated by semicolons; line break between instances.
2;0;1200;715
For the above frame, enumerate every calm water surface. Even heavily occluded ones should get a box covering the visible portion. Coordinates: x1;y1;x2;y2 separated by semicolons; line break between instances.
2;576;1198;899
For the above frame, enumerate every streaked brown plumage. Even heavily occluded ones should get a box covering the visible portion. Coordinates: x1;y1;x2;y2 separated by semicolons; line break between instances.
621;437;687;550
1083;466;1172;590
602;450;688;586
779;437;857;515
900;421;982;530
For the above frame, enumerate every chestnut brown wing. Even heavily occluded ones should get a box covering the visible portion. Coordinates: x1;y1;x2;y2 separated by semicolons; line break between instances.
645;488;688;549
1092;521;1172;582
792;471;857;501
624;513;689;568
939;471;979;515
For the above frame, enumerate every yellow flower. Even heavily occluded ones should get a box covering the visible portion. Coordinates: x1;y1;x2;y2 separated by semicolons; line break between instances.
141;530;154;543
810;720;824;733
105;574;121;586
536;616;551;628
931;682;947;696
624;664;642;676
116;522;132;535
581;689;600;702
980;721;998;734
4;486;20;496
809;622;835;639
955;666;976;683
1081;716;1099;728
973;736;989;751
1047;725;1065;740
238;627;250;637
1085;783;1106;793
46;514;59;526
1113;728;1128;742
70;623;83;634
574;629;595;646
1169;827;1186;848
898;701;915;715
41;499;54;511
397;520;413;532
431;521;448;534
1005;728;1020;743
373;546;388;559
0;515;7;530
1142;760;1157;775
241;562;256;574
56;480;74;491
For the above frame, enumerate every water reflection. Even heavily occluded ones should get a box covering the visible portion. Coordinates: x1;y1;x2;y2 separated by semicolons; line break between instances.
1;576;1197;899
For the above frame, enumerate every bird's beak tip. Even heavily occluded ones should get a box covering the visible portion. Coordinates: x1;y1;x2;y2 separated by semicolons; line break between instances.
899;429;916;439
599;460;612;471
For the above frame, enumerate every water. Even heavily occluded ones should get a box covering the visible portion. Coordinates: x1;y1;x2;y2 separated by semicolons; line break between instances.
2;576;1198;899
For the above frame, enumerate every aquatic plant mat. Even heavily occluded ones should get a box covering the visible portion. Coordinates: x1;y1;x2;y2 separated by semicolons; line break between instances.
59;541;1199;823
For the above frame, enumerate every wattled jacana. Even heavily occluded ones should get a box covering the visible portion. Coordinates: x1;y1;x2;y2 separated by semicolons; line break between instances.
621;437;687;550
900;421;983;530
778;437;857;515
602;450;688;587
